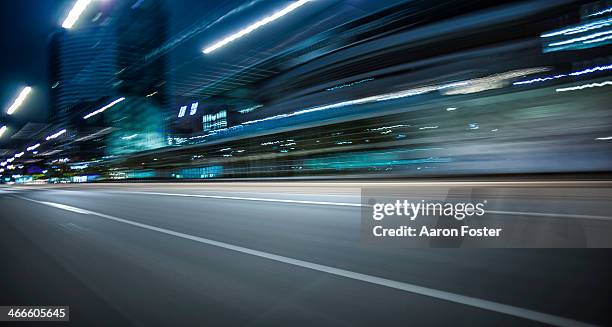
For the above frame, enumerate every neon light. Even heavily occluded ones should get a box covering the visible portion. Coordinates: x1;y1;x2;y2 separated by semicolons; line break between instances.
83;97;125;119
203;0;310;54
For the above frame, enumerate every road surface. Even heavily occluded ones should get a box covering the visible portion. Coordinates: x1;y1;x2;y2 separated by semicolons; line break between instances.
1;182;611;326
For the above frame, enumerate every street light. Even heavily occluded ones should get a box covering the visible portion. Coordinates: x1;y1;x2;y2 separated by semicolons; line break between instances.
62;0;93;29
6;87;32;115
202;0;311;54
27;143;40;151
46;129;67;141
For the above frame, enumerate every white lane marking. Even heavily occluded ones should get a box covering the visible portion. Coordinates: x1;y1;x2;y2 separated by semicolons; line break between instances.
15;196;597;327
108;191;612;221
108;191;363;207
150;190;357;198
40;201;93;215
489;210;612;221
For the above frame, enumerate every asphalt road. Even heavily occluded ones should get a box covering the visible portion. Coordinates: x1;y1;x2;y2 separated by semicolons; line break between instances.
1;182;611;326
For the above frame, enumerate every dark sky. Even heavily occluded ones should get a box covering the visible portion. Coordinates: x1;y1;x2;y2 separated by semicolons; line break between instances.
0;0;70;125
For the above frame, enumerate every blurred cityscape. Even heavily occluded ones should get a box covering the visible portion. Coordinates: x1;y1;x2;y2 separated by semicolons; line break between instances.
1;0;612;183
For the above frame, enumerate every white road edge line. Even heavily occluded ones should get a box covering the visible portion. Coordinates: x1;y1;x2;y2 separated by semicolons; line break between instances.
14;195;597;327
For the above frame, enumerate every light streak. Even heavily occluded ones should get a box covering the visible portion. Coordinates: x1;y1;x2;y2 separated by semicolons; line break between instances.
203;0;310;54
83;97;125;119
589;7;612;17
541;18;612;37
547;30;612;47
46;129;67;141
27;143;40;151
555;81;612;92
6;86;32;115
62;0;93;29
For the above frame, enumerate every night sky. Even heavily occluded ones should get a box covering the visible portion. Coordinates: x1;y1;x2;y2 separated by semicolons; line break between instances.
0;0;70;126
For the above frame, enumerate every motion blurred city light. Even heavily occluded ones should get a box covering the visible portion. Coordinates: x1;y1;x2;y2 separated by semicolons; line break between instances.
0;125;6;137
46;129;67;141
6;86;32;115
83;97;126;119
27;143;40;151
62;0;93;29
203;0;310;54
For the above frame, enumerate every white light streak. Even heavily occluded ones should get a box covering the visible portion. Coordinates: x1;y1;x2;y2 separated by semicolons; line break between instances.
570;64;612;76
583;34;612;44
595;136;612;140
121;134;138;140
75;127;113;142
589;7;612;17
446;107;457;111
83;97;125;119
556;81;612;92
6;86;32;115
513;74;567;85
46;129;67;141
0;126;6;137
547;30;612;47
514;64;612;85
62;0;93;29
14;152;24;158
243;69;544;126
541;18;612;37
27;143;40;151
203;0;310;54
